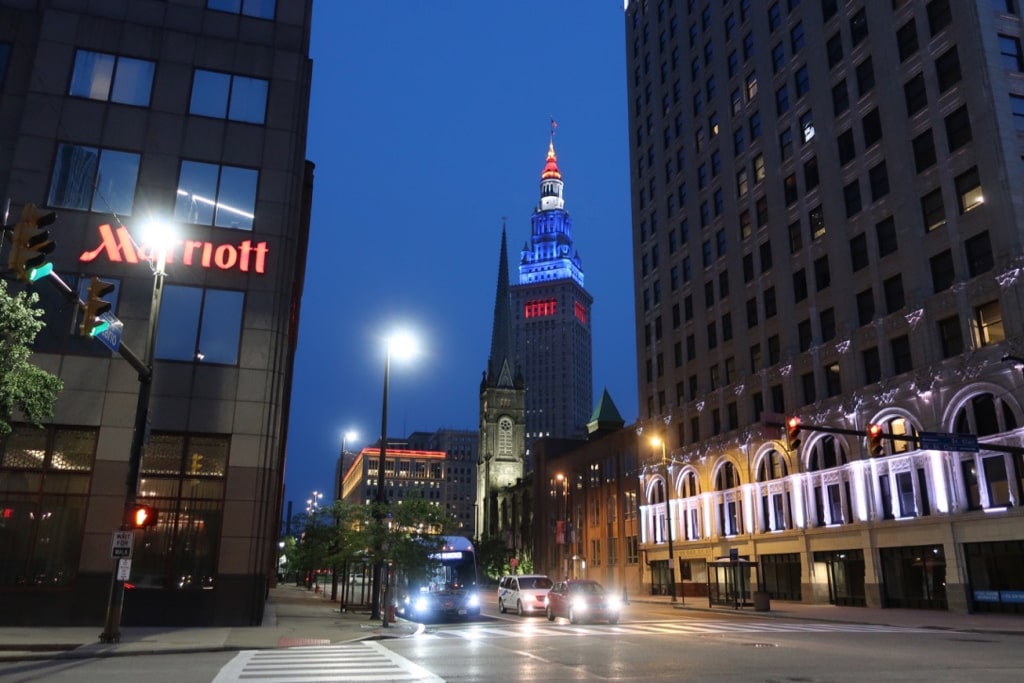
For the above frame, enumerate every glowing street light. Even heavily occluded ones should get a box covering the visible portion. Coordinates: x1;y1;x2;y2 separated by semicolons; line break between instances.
100;217;178;644
370;331;419;625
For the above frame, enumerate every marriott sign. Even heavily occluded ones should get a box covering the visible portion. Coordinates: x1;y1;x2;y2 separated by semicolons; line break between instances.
80;224;268;274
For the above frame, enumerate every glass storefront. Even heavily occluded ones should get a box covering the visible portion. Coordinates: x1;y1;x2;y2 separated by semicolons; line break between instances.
816;549;866;607
879;544;947;610
964;540;1024;615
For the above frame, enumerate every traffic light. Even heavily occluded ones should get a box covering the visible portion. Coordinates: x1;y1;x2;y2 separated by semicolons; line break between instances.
127;504;158;528
7;203;56;282
785;416;802;451
80;276;115;336
867;423;884;456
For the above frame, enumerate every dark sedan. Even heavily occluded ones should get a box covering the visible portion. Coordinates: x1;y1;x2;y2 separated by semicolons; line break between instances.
544;579;620;624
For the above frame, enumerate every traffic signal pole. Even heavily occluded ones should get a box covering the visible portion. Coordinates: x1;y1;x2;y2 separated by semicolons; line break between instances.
765;420;1024;456
23;268;154;643
98;247;166;643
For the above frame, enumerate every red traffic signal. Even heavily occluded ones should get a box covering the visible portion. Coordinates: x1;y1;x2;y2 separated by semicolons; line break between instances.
785;416;802;451
127;504;158;528
866;423;884;456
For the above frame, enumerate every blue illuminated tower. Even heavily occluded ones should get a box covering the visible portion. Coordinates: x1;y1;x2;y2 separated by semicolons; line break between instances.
512;134;594;447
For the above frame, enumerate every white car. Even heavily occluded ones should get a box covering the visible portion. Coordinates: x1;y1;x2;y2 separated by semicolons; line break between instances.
497;574;554;615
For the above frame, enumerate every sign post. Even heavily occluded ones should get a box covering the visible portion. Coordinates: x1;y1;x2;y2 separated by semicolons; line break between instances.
111;530;133;559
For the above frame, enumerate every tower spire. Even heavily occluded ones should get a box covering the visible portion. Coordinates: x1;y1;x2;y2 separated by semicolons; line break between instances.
487;223;515;388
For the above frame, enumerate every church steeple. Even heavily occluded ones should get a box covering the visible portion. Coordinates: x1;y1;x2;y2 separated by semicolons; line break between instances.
487;224;516;389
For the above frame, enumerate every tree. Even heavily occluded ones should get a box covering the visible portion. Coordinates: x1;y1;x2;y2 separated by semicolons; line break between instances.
0;279;63;436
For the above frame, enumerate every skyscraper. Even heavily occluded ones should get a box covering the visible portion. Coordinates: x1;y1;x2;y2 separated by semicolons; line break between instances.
511;134;594;446
0;0;312;626
626;0;1024;613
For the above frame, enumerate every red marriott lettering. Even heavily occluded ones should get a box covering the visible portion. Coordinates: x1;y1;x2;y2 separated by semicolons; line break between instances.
80;224;268;274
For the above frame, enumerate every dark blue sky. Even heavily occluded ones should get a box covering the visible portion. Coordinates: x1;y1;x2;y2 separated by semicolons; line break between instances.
284;2;636;510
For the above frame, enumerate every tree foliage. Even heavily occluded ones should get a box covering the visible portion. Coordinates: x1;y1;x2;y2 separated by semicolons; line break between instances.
284;496;460;585
0;280;63;436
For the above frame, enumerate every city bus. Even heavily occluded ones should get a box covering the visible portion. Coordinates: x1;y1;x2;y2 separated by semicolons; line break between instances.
395;535;481;621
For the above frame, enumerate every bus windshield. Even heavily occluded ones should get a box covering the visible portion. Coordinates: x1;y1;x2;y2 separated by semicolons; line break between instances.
422;549;477;592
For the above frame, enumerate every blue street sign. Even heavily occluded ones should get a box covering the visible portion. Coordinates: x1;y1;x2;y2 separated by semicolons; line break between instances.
94;312;123;354
919;431;978;453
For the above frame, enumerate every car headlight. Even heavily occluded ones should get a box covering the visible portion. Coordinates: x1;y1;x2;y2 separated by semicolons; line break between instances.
414;597;429;612
606;596;621;610
571;597;589;611
467;593;480;607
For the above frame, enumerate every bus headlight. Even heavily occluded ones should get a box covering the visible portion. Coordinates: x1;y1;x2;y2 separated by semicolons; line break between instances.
467;593;480;607
414;597;429;612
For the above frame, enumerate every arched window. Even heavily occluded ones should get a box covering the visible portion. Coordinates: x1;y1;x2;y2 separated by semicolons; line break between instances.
955;393;1018;436
806;436;852;526
806;434;848;471
714;461;742;536
756;449;791;532
714;461;740;489
680;470;699;497
756;449;788;481
954;392;1023;510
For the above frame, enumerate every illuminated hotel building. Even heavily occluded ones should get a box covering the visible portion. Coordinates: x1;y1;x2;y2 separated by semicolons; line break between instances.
511;137;594;445
626;0;1024;613
340;448;448;507
0;0;312;626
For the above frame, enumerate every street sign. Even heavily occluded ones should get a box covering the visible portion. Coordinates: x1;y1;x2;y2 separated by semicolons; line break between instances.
117;558;132;581
94;312;123;353
919;431;979;453
111;530;133;559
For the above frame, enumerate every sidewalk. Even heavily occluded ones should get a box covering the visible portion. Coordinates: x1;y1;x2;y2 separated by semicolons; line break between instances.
0;583;421;662
629;593;1024;635
1;584;1021;662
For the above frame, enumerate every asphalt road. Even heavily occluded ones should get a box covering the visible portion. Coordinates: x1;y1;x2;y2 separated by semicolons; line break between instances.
1;602;1019;682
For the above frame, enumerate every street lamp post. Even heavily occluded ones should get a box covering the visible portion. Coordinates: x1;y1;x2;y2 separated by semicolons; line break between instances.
651;437;677;603
1002;354;1024;380
369;333;416;626
99;225;171;643
555;474;569;579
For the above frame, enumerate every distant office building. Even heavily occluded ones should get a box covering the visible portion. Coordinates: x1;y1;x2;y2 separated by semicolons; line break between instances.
340;448;447;507
0;0;313;626
511;135;594;446
625;0;1024;613
407;429;478;537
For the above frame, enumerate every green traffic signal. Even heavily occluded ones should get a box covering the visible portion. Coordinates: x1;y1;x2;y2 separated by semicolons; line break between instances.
81;276;115;337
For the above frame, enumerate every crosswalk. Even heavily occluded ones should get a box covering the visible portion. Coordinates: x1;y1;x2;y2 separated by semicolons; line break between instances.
423;619;936;640
212;640;443;683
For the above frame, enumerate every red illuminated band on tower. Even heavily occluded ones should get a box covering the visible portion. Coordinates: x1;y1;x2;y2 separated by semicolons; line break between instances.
524;298;557;318
80;223;268;274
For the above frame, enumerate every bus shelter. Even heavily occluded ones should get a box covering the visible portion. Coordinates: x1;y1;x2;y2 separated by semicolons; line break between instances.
707;556;766;610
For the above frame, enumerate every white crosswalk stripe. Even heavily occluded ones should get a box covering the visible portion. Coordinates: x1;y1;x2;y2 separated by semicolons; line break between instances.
425;619;934;640
212;640;444;683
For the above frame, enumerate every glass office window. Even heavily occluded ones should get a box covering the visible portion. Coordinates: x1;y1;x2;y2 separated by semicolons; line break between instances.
190;70;268;124
207;0;275;19
47;144;140;215
69;50;154;106
155;286;244;365
174;161;257;230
